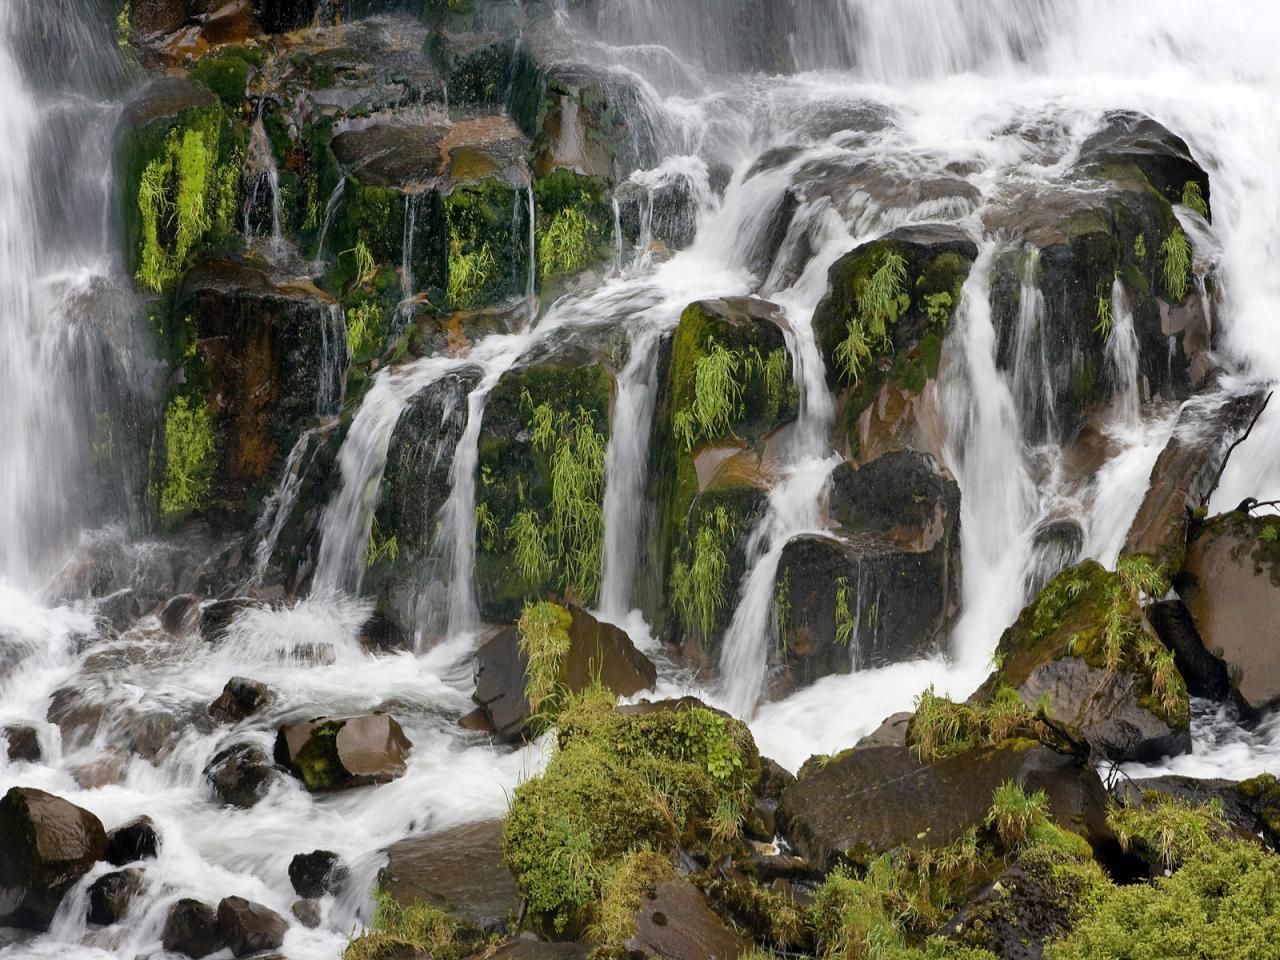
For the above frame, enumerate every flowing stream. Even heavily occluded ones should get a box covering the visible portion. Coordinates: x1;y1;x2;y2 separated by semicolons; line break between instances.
5;1;1280;956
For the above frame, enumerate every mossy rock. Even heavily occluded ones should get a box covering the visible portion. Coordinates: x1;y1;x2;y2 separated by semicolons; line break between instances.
533;169;614;291
474;360;614;621
1075;111;1212;220
977;561;1191;762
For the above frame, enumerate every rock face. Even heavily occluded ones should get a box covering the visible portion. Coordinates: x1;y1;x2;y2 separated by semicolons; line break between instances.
775;452;961;688
0;787;109;929
623;877;751;960
472;605;656;741
208;676;276;724
162;898;224;958
217;895;288;957
204;740;279;808
381;819;520;933
88;868;144;926
779;743;1107;870
978;560;1190;762
273;713;412;791
1180;513;1280;713
106;816;161;865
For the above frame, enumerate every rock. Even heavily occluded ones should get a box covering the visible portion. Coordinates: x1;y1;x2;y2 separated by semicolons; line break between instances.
161;593;202;633
70;748;131;789
1147;599;1231;700
1180;511;1280;713
289;850;347;899
853;712;913;749
1075;111;1212;215
209;676;276;724
106;816;161;865
977;560;1190;762
2;724;41;762
199;597;264;644
779;743;1107;871
485;939;592;960
623;876;751;960
217;895;288;957
0;787;109;929
1123;390;1269;572
162;898;225;959
381;820;519;934
291;898;322;928
472;605;656;741
204;740;279;808
273;714;412;791
88;868;144;926
1117;774;1280;851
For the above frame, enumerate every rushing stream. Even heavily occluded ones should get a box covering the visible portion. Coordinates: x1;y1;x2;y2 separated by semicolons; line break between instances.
4;0;1280;957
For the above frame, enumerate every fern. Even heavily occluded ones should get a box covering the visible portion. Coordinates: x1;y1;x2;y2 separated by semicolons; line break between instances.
837;249;909;382
1094;293;1113;337
672;507;733;641
509;509;552;582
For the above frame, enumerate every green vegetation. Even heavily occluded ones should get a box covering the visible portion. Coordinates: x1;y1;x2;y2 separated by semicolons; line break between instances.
671;505;734;642
1160;227;1192;302
115;3;130;47
1133;233;1147;260
345;301;381;358
587;850;675;948
1094;293;1112;337
908;686;1049;762
161;395;215;518
540;206;596;282
343;239;378;289
674;343;745;451
761;347;793;421
836;250;909;384
1182;180;1209;219
502;690;758;937
509;508;551;582
518;600;574;716
447;233;496;307
136;126;224;291
835;576;856;646
344;892;473;960
923;291;954;328
366;517;399;569
1109;794;1229;872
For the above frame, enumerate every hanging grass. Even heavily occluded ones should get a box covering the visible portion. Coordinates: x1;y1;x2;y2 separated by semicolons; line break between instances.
539;206;596;282
836;249;909;383
1094;293;1113;337
762;347;793;420
834;576;855;646
518;600;574;716
1181;180;1209;218
509;508;552;583
161;395;215;517
1160;228;1192;301
671;506;733;642
448;234;495;307
345;301;381;358
366;516;399;568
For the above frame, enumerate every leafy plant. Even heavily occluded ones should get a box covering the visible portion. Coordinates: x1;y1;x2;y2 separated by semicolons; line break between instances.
836;249;909;383
136;125;225;292
1182;180;1209;218
1094;293;1113;337
924;291;954;327
671;506;733;642
161;395;215;517
366;516;399;568
835;576;856;646
1160;228;1192;301
345;301;381;358
540;205;597;281
475;502;498;551
675;342;746;451
447;234;495;306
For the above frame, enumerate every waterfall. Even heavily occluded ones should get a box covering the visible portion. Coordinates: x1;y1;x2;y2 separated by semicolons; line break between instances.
1105;275;1142;427
1010;247;1057;444
401;193;418;299
249;428;319;584
244;113;284;260
316;303;349;416
315;174;346;259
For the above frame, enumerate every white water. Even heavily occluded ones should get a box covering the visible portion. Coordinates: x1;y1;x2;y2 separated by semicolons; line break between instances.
7;1;1280;956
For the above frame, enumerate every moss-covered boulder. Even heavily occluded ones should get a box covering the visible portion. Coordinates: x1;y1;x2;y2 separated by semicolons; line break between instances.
533;168;614;292
776;453;959;687
273;714;412;791
812;224;975;457
116;77;245;294
1075;111;1212;220
502;693;760;938
474;359;613;620
977;560;1191;762
1180;511;1280;713
1117;774;1280;854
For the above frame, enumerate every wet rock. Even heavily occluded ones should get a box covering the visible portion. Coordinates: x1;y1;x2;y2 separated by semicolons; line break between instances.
853;712;913;749
106;816;161;866
88;867;144;926
161;593;202;633
253;0;323;34
292;897;321;928
204;740;279;808
1075;111;1212;215
472;605;656;741
1123;389;1269;572
1116;774;1280;851
217;895;288;957
209;676;276;724
70;748;131;790
200;596;264;644
162;898;225;959
2;724;41;762
623;876;751;960
382;819;519;933
0;787;110;929
978;560;1190;763
485;939;592;960
273;714;412;791
289;850;347;899
779;743;1106;871
1180;511;1280;713
1147;599;1231;701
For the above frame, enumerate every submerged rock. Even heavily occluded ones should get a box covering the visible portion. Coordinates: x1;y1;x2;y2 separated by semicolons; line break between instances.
204;740;279;808
2;724;41;762
208;676;276;724
273;713;412;791
87;867;144;926
0;787;109;930
289;849;347;899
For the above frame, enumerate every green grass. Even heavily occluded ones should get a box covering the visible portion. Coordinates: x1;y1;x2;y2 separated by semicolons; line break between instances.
908;685;1048;762
539;206;596;282
518;601;573;716
1108;794;1228;873
345;301;381;358
447;234;495;307
987;781;1049;848
1160;228;1192;302
671;506;733;642
508;509;551;582
676;343;745;451
365;516;399;569
836;250;909;384
344;892;471;960
835;576;856;646
161;395;215;517
1094;293;1112;337
1182;181;1209;218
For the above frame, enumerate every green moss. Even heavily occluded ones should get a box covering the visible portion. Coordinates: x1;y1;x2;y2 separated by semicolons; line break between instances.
293;720;343;792
1109;794;1230;872
189;53;250;108
444;179;521;308
161;395;215;519
534;170;612;287
540;205;597;282
908;686;1050;762
587;850;674;949
344;891;474;960
519;600;574;717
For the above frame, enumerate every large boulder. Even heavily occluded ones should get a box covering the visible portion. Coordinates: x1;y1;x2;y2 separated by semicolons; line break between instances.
1180;512;1280;713
774;452;961;687
623;876;751;960
381;819;519;933
0;787;109;929
976;561;1190;762
273;713;412;791
216;896;288;957
3;724;41;762
779;742;1107;871
162;898;224;958
472;604;656;741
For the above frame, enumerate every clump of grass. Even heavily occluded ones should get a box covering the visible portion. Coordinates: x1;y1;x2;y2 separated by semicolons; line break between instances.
547;407;607;601
761;347;793;421
447;234;495;307
1159;228;1192;302
987;781;1049;848
345;301;381;358
1094;293;1113;337
587;850;674;948
518;600;574;716
1116;554;1170;601
1181;180;1209;218
508;508;551;582
365;516;399;569
671;506;733;642
344;891;470;960
1109;794;1228;873
908;685;1048;762
540;206;597;282
161;395;215;517
1133;233;1147;260
675;342;746;451
836;249;909;384
835;576;856;646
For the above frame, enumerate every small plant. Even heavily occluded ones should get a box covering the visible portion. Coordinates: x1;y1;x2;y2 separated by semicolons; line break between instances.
761;347;792;421
518;601;574;715
774;568;791;639
115;2;131;47
923;290;954;327
1159;228;1192;301
671;506;733;642
509;508;551;583
909;685;1046;762
447;234;495;306
135;125;223;292
341;239;378;288
345;301;381;358
1182;180;1209;218
676;342;746;451
366;517;399;568
1117;554;1170;601
344;891;468;960
1133;233;1147;260
837;249;909;383
475;502;498;551
1109;794;1227;872
1262;523;1280;543
1094;293;1113;337
987;781;1049;848
539;205;596;282
834;576;855;646
161;395;215;517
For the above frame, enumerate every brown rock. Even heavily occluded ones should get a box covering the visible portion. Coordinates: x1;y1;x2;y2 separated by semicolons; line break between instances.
3;724;41;762
88;868;144;926
209;676;276;724
624;877;750;960
217;895;288;957
162;898;224;958
274;714;412;791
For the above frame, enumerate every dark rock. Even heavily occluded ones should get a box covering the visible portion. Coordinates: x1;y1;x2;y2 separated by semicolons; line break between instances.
88;868;144;926
199;597;264;644
204;741;278;808
0;787;109;929
853;712;913;749
381;820;519;934
485;938;592;960
274;714;412;791
106;816;161;865
1116;774;1280;850
289;850;347;899
1147;599;1231;700
779;744;1107;871
755;756;796;804
1181;511;1280;712
162;898;224;959
623;876;751;960
292;898;322;928
472;605;656;741
1124;390;1269;572
1076;111;1211;214
253;0;322;34
160;594;202;633
209;677;276;724
3;725;41;762
217;895;288;957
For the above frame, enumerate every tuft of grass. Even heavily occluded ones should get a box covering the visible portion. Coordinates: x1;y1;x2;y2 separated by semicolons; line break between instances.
987;781;1049;849
681;343;745;450
1094;293;1113;337
587;850;673;948
1109;794;1228;873
1159;228;1192;302
345;301;381;358
671;506;733;642
508;508;551;583
343;891;470;960
1181;180;1209;218
448;235;495;307
835;576;856;646
366;516;399;568
518;601;574;716
836;250;908;384
161;395;215;518
540;206;597;282
908;685;1047;762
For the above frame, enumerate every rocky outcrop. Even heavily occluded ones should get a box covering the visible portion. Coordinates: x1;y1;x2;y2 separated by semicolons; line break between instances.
204;740;280;808
381;819;520;933
3;724;41;762
273;713;412;791
161;898;224;959
289;849;347;899
0;787;109;929
472;604;656;741
623;876;751;960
